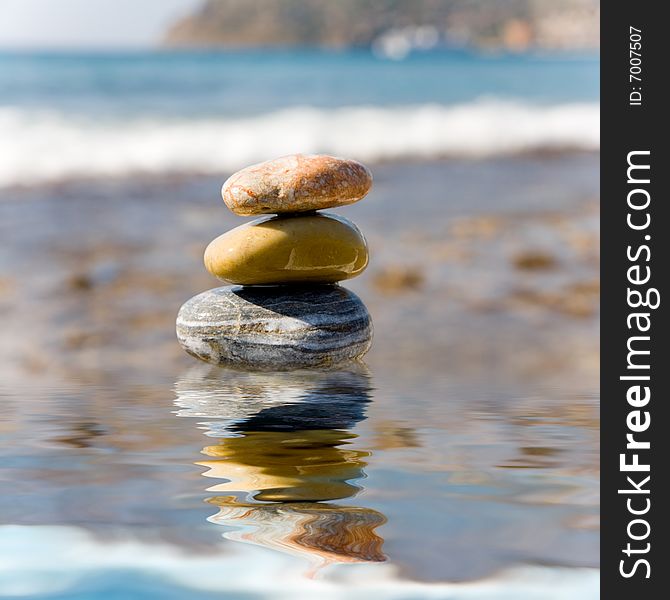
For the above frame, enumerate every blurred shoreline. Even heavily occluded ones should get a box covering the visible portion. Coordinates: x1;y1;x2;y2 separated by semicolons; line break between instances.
163;0;599;55
0;153;599;388
0;148;599;194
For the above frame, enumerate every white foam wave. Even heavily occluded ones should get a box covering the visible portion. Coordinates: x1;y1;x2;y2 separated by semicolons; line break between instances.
0;100;599;188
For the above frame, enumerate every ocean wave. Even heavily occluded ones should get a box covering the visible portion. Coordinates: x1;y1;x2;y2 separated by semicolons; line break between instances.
0;100;599;188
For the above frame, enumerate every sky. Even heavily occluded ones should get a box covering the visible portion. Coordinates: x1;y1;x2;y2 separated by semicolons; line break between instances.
0;0;201;48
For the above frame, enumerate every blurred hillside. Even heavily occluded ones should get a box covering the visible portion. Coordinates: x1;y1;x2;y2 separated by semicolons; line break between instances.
163;0;599;54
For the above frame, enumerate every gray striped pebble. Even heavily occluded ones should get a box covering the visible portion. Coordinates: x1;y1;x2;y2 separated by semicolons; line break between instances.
176;285;372;368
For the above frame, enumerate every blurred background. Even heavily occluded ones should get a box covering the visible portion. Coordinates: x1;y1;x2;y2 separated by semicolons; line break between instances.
0;1;599;599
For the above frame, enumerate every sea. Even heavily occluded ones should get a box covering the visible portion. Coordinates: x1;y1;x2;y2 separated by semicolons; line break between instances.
0;48;599;187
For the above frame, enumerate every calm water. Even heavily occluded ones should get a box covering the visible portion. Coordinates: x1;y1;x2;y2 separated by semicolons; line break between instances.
0;362;599;599
0;154;600;598
0;49;599;116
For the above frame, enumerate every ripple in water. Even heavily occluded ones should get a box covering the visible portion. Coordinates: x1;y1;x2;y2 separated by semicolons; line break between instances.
174;363;386;571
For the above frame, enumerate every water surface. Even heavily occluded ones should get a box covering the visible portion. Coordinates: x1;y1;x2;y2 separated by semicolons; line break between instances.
0;349;598;598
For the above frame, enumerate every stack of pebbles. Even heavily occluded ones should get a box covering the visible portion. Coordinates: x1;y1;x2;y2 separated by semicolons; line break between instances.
176;154;373;368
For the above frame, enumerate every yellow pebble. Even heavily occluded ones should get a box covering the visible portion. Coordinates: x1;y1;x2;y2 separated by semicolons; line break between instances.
204;213;369;285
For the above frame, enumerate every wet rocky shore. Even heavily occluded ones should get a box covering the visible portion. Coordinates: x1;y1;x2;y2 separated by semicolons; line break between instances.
0;154;599;388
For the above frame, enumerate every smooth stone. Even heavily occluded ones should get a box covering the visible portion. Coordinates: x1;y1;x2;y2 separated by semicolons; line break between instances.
204;212;368;285
221;154;372;215
176;285;373;368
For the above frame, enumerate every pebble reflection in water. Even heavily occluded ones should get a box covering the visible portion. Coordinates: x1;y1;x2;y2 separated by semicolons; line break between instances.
174;364;386;573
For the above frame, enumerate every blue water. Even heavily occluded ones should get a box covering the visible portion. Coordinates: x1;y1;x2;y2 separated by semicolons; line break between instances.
0;49;599;116
0;48;600;187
